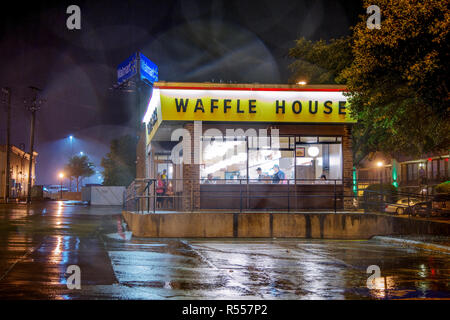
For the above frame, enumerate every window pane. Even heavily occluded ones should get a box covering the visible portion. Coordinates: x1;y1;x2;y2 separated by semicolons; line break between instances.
439;159;446;178
278;137;290;149
318;136;337;143
412;164;418;180
156;163;173;179
289;137;295;149
249;149;294;184
295;143;342;183
201;139;247;184
401;164;407;183
433;160;438;178
300;136;318;143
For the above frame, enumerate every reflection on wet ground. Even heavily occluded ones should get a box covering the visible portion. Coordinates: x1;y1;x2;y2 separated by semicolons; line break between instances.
0;202;449;299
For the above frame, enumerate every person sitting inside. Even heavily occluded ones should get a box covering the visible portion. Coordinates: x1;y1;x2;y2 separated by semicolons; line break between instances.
256;167;264;182
271;164;285;184
204;173;215;184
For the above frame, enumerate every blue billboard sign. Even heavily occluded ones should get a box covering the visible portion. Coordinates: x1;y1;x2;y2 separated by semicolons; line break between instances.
117;53;137;84
139;53;158;85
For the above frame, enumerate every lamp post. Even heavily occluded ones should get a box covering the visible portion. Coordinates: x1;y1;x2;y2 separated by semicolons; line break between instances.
376;161;384;185
2;87;11;202
59;172;64;200
24;86;44;204
377;161;384;211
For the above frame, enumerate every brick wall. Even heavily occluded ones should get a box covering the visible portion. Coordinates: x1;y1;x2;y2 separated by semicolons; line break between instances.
182;122;201;211
343;124;355;209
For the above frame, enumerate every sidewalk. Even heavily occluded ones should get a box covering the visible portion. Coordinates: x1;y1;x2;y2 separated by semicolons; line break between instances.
373;235;450;254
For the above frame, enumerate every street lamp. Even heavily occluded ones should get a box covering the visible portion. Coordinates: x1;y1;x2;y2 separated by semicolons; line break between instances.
376;161;384;211
79;151;84;156
297;81;307;85
376;161;384;182
59;172;64;200
69;135;74;156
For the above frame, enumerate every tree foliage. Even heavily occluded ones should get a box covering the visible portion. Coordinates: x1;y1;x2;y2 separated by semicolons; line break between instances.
342;0;450;159
101;135;138;186
289;0;450;165
288;37;352;84
64;155;95;192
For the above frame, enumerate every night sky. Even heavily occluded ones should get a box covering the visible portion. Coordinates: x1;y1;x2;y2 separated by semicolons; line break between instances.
0;0;363;185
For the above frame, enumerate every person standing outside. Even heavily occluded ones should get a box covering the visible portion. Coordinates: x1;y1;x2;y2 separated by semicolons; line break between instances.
155;173;165;208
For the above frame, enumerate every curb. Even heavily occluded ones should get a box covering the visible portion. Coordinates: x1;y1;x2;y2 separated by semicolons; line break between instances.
372;236;450;255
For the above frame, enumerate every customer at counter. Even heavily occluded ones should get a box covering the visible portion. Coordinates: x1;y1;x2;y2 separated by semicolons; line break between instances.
271;164;285;184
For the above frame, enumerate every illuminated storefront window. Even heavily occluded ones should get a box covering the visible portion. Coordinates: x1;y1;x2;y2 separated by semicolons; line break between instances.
200;137;247;184
200;135;342;184
294;136;342;183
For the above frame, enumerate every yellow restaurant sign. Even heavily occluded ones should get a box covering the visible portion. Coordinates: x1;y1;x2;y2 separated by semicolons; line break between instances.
157;88;354;123
143;87;355;140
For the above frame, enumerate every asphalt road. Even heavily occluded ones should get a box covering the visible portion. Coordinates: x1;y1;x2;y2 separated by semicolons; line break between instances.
0;201;449;300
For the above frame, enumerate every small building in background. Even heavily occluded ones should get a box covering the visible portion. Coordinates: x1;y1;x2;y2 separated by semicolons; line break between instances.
357;151;449;194
0;145;38;199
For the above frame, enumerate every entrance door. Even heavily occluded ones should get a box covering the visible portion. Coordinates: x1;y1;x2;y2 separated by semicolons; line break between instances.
154;159;175;209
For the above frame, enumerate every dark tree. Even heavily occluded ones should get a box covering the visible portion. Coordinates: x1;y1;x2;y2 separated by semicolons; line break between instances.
289;0;450;165
288;37;352;84
342;0;450;158
65;155;95;192
101;135;138;186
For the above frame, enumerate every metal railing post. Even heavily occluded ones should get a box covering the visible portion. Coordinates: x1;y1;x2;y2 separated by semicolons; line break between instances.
239;179;242;213
147;181;150;213
334;179;337;214
380;179;384;213
287;179;290;212
153;179;156;213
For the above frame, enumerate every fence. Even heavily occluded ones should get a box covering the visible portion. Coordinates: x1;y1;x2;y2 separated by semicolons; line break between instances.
124;178;432;215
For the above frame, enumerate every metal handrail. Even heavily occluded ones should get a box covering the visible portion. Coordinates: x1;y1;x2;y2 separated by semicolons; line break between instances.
123;177;432;215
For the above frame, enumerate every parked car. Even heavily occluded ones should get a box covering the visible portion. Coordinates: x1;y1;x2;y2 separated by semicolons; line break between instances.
44;185;68;193
384;198;419;215
412;200;432;217
432;194;450;217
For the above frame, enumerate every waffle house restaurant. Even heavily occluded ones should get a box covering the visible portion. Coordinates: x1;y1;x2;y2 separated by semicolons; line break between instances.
139;82;355;211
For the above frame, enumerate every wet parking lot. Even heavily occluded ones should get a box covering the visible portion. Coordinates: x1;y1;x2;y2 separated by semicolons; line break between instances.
0;201;449;299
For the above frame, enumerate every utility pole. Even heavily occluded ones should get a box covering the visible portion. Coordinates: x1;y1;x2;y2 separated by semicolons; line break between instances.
1;87;11;202
24;86;44;204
